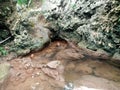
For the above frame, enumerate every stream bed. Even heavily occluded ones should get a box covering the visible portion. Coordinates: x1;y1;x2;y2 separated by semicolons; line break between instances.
0;41;120;90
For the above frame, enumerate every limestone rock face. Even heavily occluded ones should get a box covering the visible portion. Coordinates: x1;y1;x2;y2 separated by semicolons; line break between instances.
0;1;51;58
41;0;120;57
8;3;51;56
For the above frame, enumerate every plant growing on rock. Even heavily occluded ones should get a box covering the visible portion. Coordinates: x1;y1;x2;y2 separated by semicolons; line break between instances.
0;46;8;56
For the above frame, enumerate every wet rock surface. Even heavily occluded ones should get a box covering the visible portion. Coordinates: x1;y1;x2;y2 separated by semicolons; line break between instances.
74;75;120;90
0;41;119;90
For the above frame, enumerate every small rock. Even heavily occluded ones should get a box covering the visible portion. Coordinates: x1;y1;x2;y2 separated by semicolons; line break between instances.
56;42;61;47
46;60;61;69
30;54;34;59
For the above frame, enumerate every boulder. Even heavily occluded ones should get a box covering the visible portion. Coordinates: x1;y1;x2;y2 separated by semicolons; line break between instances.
7;1;51;56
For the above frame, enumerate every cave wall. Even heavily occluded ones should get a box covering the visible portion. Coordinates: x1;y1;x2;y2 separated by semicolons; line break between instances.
41;0;120;58
1;0;120;60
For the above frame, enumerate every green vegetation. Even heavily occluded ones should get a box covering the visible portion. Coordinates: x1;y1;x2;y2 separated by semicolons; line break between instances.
0;46;8;56
17;0;32;7
17;0;28;5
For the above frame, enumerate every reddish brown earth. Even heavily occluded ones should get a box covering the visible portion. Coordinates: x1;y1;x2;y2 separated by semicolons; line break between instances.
1;40;120;90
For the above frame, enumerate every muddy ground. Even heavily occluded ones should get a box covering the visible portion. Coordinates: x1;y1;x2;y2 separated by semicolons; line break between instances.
0;40;120;90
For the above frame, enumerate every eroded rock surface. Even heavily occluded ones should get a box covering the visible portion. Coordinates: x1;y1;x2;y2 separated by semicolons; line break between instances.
0;1;50;58
41;0;120;60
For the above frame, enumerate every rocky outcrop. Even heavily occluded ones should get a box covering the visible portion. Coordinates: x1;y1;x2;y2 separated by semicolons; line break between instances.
6;1;51;56
1;0;120;62
10;19;50;56
41;0;120;60
0;1;51;60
